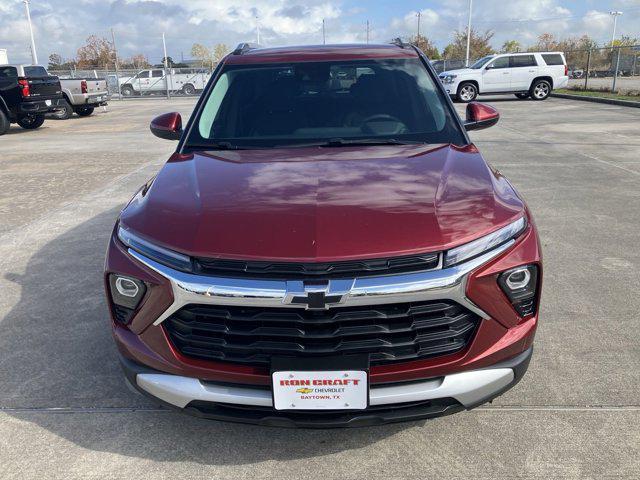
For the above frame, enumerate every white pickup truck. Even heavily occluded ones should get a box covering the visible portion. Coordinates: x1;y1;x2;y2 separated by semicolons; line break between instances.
118;68;212;96
439;52;569;102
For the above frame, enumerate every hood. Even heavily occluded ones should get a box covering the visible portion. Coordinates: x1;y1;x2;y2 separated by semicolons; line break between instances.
440;68;477;77
120;144;524;262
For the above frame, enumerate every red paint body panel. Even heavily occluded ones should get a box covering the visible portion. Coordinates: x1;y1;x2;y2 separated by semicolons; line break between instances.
106;218;541;385
120;145;524;262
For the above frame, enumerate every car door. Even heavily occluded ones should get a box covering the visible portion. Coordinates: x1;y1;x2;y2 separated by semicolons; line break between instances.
482;56;511;92
134;70;150;93
150;69;165;91
509;54;539;91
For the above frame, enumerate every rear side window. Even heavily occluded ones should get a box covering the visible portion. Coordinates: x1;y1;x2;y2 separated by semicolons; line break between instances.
152;70;164;78
23;66;48;77
0;66;17;78
542;54;565;66
510;55;537;68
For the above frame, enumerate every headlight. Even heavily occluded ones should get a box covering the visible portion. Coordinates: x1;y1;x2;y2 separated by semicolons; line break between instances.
440;74;457;84
117;224;192;272
444;217;527;268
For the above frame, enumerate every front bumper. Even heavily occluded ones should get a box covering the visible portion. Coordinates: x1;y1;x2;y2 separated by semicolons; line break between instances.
121;347;532;427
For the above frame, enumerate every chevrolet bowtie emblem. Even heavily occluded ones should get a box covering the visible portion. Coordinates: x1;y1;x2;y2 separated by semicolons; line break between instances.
290;290;344;310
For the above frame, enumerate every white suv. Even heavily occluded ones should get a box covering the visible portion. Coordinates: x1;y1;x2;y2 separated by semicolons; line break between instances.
439;52;569;102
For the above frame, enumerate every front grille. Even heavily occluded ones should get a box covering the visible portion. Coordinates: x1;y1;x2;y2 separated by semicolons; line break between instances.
164;300;480;367
193;252;440;279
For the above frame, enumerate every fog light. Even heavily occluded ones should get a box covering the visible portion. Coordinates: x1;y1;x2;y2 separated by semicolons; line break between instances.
498;265;538;317
109;274;146;313
115;277;139;297
505;268;531;290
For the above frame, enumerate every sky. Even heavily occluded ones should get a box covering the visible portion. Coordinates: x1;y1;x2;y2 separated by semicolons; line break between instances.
1;0;639;65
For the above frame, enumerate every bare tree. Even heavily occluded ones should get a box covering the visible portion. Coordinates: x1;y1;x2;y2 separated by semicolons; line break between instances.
191;43;212;67
76;35;114;68
213;44;230;63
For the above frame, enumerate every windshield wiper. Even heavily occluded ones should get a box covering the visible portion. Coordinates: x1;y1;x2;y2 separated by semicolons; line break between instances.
275;138;427;148
184;142;264;151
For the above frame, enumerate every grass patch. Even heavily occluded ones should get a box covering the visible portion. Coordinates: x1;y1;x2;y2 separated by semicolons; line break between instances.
556;88;640;103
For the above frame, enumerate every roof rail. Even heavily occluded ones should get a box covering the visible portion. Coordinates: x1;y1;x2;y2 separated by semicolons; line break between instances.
390;38;410;49
232;43;260;55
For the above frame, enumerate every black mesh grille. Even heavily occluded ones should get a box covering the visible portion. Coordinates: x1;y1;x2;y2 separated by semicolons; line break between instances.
164;301;480;366
193;253;440;279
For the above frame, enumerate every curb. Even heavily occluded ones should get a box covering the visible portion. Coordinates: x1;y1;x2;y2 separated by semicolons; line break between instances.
551;92;640;108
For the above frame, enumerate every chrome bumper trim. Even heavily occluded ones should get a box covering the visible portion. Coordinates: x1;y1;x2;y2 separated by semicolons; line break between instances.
136;367;515;410
127;241;514;326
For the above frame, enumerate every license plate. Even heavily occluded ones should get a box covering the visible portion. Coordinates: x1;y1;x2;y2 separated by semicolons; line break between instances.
45;100;52;106
95;96;102;101
272;370;368;410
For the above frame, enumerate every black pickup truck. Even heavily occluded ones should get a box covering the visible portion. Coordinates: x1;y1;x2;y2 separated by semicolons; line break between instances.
0;64;64;135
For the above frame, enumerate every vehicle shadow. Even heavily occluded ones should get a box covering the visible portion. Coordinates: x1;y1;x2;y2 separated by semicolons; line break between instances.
2;207;411;465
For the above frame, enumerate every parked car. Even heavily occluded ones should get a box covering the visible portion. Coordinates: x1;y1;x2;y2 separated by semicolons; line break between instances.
0;64;63;135
569;68;584;79
118;68;211;96
53;75;109;119
105;43;542;427
439;52;569;102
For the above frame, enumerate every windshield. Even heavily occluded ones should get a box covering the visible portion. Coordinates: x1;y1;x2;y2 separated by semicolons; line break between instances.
187;58;465;149
23;66;49;77
471;56;495;69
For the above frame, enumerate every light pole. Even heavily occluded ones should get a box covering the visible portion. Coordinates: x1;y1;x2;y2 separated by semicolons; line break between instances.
416;11;421;39
23;0;38;65
465;0;473;67
366;20;370;44
256;15;261;44
610;11;623;46
322;19;326;45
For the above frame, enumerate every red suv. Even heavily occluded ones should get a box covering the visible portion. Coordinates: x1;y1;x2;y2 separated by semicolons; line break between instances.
105;42;542;427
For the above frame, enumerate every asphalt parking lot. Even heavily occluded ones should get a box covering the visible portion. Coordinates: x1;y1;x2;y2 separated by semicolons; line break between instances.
1;96;639;479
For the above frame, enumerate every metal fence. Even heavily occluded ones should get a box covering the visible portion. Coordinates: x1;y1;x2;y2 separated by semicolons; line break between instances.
565;45;640;94
49;66;216;98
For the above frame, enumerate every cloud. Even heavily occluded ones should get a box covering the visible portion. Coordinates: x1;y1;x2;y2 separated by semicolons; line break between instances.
1;0;638;65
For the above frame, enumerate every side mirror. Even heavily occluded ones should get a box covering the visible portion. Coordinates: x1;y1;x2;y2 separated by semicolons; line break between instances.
464;102;500;131
150;112;182;141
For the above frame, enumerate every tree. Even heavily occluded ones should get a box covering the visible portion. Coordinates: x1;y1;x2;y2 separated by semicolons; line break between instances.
161;56;176;67
501;40;521;53
47;53;76;71
76;35;114;68
443;28;495;61
529;33;558;52
409;34;440;59
48;53;63;69
213;43;230;63
191;43;212;67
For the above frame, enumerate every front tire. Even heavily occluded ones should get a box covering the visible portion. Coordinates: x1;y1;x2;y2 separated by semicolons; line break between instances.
121;85;134;97
53;99;73;120
182;83;196;95
17;114;45;130
75;106;94;117
515;93;529;99
457;82;478;103
530;80;551;101
0;109;9;135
